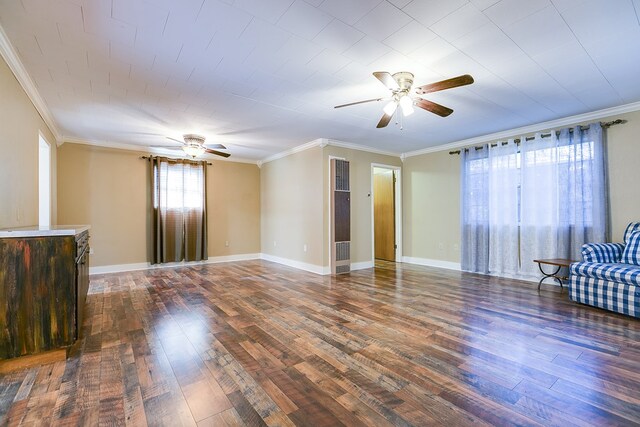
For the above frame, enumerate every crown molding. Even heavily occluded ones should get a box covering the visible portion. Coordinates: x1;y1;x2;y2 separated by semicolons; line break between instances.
64;137;258;165
260;137;403;165
0;24;62;144
402;100;640;158
259;138;324;165
325;139;401;158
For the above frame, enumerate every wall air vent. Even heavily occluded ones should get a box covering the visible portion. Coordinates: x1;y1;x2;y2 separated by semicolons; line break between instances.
330;159;351;274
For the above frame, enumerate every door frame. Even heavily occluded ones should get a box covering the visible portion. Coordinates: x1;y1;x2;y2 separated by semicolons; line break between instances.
371;163;402;262
38;132;52;227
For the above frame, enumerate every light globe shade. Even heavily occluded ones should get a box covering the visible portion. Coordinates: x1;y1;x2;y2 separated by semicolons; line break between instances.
183;144;206;157
399;95;414;116
383;100;398;116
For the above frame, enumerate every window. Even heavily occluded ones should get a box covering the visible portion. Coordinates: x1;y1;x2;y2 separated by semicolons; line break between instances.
153;161;205;210
151;157;208;263
461;124;607;277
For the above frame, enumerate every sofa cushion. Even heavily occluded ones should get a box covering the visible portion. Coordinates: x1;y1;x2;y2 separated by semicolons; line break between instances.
621;231;640;266
624;222;640;244
581;242;625;263
571;262;640;287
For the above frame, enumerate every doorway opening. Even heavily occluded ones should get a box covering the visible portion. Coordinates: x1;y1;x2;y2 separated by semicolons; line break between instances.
38;134;51;227
371;165;401;262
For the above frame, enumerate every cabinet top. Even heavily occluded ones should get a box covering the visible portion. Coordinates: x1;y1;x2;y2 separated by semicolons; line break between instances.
0;225;90;238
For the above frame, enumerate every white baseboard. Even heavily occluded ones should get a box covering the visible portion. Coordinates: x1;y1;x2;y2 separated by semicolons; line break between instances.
209;253;261;263
260;256;375;274
89;253;261;275
91;254;383;277
401;256;461;271
260;253;330;275
351;260;375;271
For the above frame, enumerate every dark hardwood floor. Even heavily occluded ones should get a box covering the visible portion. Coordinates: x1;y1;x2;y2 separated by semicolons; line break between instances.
1;260;639;426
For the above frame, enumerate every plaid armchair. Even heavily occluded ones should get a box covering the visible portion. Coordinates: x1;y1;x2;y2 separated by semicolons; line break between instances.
568;222;640;318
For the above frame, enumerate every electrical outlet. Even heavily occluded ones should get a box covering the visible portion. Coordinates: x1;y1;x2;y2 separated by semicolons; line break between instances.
225;240;229;247
89;247;94;255
273;241;277;247
303;244;307;252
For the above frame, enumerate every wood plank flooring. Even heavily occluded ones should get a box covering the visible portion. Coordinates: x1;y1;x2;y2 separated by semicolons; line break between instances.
1;260;639;426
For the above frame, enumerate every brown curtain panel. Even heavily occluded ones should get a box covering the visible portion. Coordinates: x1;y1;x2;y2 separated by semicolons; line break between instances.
151;156;208;264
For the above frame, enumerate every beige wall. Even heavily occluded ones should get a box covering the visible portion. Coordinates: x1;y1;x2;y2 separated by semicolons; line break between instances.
208;159;261;256
57;144;148;266
0;54;56;228
322;146;402;266
57;143;260;267
605;110;640;241
402;150;461;263
402;109;640;264
260;146;324;266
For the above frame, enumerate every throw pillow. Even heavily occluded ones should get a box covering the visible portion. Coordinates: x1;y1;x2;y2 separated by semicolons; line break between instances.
624;222;640;244
621;231;640;266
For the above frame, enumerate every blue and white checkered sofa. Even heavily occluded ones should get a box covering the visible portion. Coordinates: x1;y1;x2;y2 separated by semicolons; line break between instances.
569;222;640;318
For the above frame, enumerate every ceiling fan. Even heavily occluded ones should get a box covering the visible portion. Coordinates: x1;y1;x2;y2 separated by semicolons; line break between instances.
334;72;474;128
152;134;230;158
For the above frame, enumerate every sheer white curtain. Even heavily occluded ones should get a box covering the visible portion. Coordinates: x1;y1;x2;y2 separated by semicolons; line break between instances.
461;145;489;273
461;122;607;279
520;124;607;277
488;140;520;276
557;123;607;258
519;133;561;277
461;141;520;275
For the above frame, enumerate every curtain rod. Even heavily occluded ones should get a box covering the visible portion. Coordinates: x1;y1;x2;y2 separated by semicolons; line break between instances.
448;119;625;155
140;155;212;166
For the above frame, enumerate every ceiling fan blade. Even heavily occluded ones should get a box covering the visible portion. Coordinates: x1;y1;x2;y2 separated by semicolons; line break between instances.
414;98;453;117
334;97;385;109
415;74;474;95
203;143;226;149
150;145;182;149
205;148;231;158
376;113;393;128
166;136;185;144
373;72;399;91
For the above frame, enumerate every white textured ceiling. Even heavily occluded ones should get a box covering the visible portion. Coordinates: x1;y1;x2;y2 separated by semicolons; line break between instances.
1;0;639;160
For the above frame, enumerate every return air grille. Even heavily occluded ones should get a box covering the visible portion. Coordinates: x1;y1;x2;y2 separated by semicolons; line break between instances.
335;242;350;261
334;159;350;191
335;264;350;274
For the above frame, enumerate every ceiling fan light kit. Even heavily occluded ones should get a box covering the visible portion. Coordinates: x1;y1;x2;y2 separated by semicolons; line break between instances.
383;100;398;116
399;95;414;116
335;71;474;128
182;134;207;157
183;144;206;157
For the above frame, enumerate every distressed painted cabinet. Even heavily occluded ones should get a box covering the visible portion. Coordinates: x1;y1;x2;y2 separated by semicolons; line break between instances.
0;226;90;360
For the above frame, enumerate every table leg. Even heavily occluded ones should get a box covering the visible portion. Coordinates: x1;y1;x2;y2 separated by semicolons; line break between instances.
537;263;563;291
